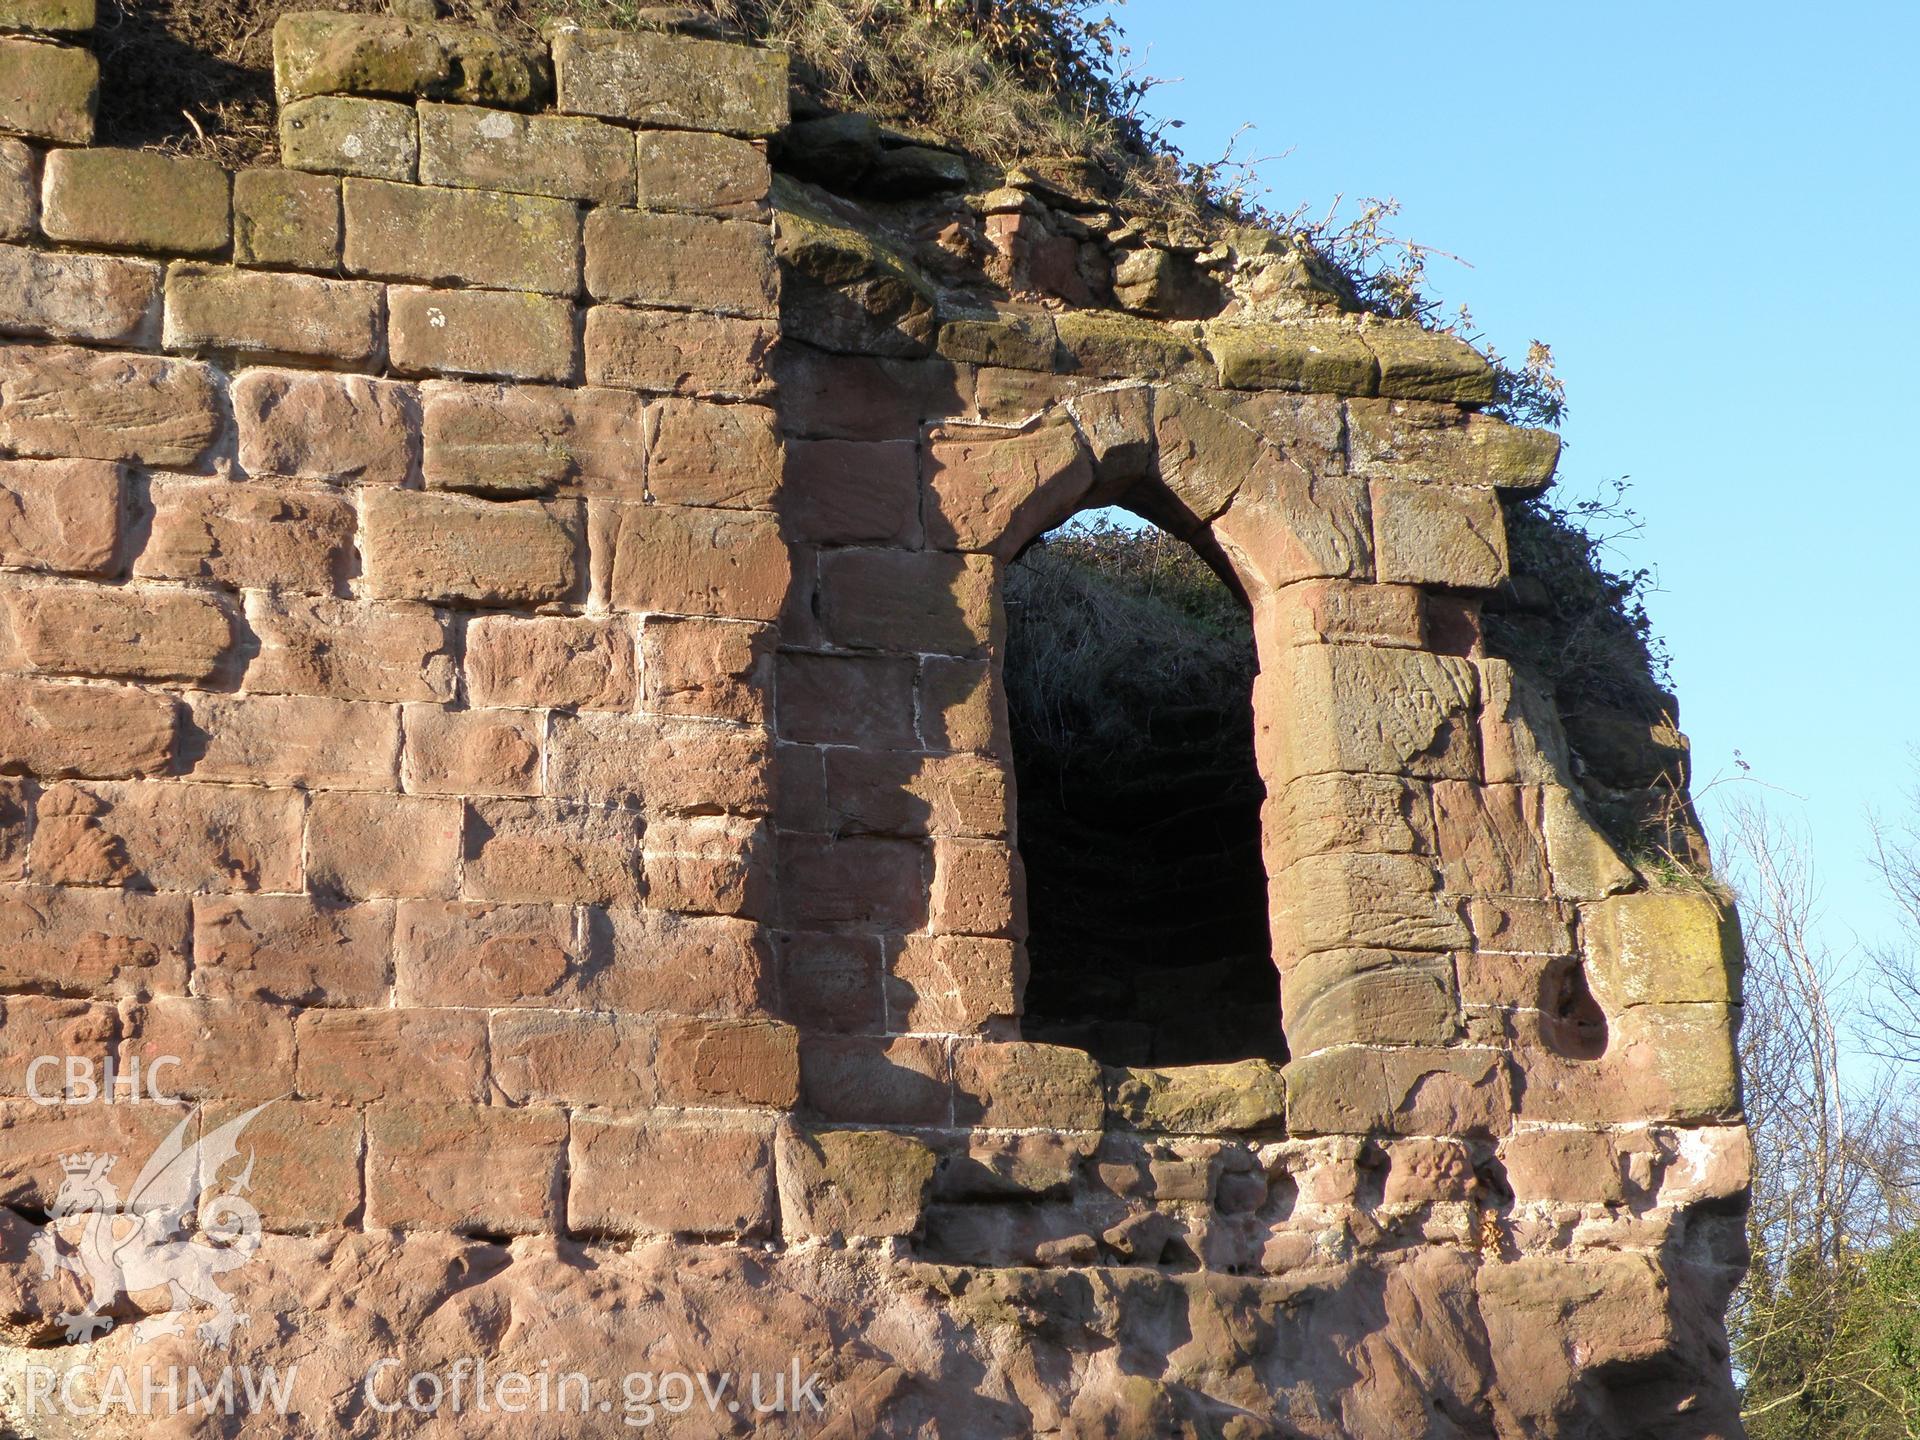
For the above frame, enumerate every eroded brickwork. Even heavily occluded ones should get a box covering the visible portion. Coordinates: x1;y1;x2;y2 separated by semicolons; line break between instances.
0;7;1748;1436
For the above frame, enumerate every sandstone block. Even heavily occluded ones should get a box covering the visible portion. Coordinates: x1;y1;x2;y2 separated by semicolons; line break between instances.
1430;780;1552;896
585;906;771;1016
0;0;93;31
776;930;883;1034
1053;310;1210;383
1346;397;1561;489
362;489;582;606
954;1041;1103;1129
654;1015;798;1107
0;775;22;879
780;833;928;931
186;692;399;789
389;285;577;383
601;502;786;620
1373;478;1509;589
0;676;173;777
273;13;550;107
0;137;34;240
817;549;999;656
0;994;116;1096
635;129;769;215
490;1009;653;1107
0;37;95;144
775;652;915;748
137;480;357;593
547;711;769;815
640;614;771;722
366;1102;563;1235
0;883;189;998
296;1006;485;1103
306;790;461;900
919;656;1005;755
1260;644;1479;785
1264;772;1430;870
278;94;416;179
243;594;455;703
1361;323;1498;403
0;1103;183;1211
931;837;1020;937
463;796;644;906
569;1114;775;1238
464;612;635;709
419;100;634;204
1106;1061;1287;1134
401;705;540;797
824;749;1010;839
0;344;219;466
1206;319;1378;394
1542;784;1636;899
1582;888;1743;1010
2;582;234;682
393;899;576;1008
644;811;771;916
163;264;383;365
769;345;964;442
1287;1045;1512;1137
343;177;579;296
783;438;921;546
1282;949;1460;1053
1263;578;1424;649
889;933;1021;1034
233;367;418;486
1502;1127;1624;1205
192;894;391;1007
799;1034;948;1124
924;419;1094;558
120;996;294;1100
40;147;226;253
583;305;773;397
32;779;304;893
553;29;786;135
232;167;339;270
645;398;778;509
585;209;775;318
420;380;644;497
1271;852;1468;956
777;1125;936;1239
198;1098;362;1232
0;457;121;575
0;242;158;344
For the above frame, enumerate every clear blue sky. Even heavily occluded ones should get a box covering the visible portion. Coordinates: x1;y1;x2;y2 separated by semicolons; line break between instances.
1115;0;1920;967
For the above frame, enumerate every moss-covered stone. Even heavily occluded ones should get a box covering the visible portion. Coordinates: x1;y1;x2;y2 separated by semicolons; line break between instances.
1105;1061;1286;1134
273;13;551;108
0;36;94;144
552;27;786;136
1361;321;1498;404
42;147;228;256
937;309;1058;371
1205;319;1378;396
279;95;417;181
1583;888;1744;1010
0;0;93;32
233;168;339;271
1054;310;1211;384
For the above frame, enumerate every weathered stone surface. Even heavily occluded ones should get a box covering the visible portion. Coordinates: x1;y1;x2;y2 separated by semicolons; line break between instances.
273;12;550;107
193;893;392;1007
600;502;786;620
1;582;233;682
137;480;358;593
362;490;582;606
924;418;1093;558
584;304;774;397
586;209;776;317
419;100;634;204
817;549;999;656
777;1125;936;1238
232;166;340;270
1283;949;1460;1052
187;692;399;789
388;285;577;383
343;177;580;295
306;790;461;900
401;704;540;796
784;437;921;545
635;128;769;214
300;1008;482;1103
1207;319;1379;395
569;1114;775;1237
0;0;93;31
1272;853;1469;957
163;264;384;364
1582;887;1744;1010
1542;783;1637;899
0;137;34;240
1259;644;1479;785
953;1041;1103;1129
0;242;158;344
32;778;304;893
0;882;189;997
888;933;1020;1033
640;614;772;722
1361;322;1498;403
233;367;418;486
1264;578;1424;649
1107;1061;1288;1134
0;676;172;778
463;796;645;906
553;28;786;135
278;94;417;179
646;398;779;508
1347;397;1560;489
1287;1045;1512;1137
0;37;96;144
1053;311;1212;384
420;380;644;496
243;593;455;703
41;146;228;254
366;1103;563;1234
1372;478;1509;589
465;613;635;710
0;457;121;575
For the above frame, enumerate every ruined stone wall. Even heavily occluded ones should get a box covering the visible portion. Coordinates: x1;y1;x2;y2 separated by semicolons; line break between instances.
0;7;1749;1436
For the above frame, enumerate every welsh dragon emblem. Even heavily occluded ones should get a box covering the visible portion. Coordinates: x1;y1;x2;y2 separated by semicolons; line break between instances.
29;1101;275;1346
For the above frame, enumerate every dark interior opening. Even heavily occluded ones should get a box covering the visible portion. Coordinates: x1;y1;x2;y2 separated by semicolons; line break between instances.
1006;518;1285;1068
